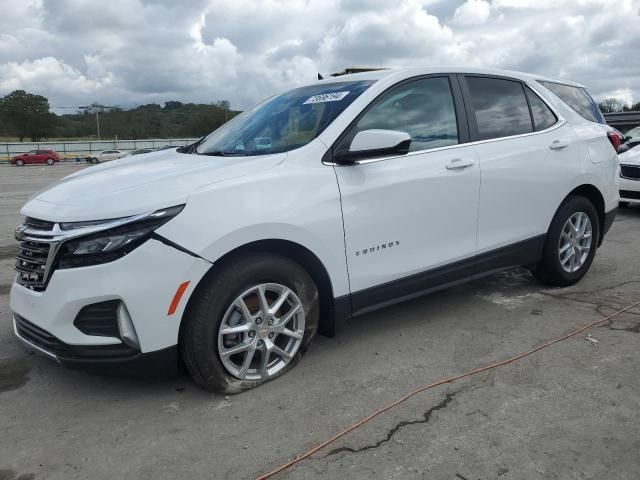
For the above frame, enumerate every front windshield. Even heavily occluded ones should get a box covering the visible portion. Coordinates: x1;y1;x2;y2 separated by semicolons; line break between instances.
196;80;375;156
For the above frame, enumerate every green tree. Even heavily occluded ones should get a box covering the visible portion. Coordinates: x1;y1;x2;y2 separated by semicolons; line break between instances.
0;90;55;141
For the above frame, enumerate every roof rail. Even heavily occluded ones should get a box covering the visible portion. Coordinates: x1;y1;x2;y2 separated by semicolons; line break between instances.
330;67;388;77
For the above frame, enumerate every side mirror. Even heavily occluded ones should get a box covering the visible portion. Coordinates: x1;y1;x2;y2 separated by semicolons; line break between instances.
335;129;411;163
624;135;632;143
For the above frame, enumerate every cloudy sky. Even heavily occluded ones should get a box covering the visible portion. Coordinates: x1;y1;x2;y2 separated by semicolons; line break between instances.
0;0;639;112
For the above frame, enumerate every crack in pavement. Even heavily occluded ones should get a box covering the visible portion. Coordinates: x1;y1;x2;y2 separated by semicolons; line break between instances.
539;280;640;312
322;391;458;459
537;281;640;335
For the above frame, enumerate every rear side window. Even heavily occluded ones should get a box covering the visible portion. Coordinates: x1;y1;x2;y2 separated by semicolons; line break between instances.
465;77;533;140
525;87;557;131
339;76;459;153
539;81;605;124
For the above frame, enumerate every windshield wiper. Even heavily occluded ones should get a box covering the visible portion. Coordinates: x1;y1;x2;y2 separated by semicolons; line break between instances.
177;136;206;154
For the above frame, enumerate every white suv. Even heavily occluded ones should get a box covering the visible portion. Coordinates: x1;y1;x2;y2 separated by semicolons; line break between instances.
10;67;619;392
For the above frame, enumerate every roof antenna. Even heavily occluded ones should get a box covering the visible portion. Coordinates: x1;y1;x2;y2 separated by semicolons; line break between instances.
317;73;324;80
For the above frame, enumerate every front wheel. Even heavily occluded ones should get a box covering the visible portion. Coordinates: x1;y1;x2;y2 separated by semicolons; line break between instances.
46;158;55;165
533;195;599;287
181;253;319;393
15;159;25;166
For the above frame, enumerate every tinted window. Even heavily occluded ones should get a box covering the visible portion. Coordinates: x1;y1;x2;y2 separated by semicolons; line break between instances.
196;80;375;156
525;86;557;131
340;77;458;153
466;77;533;140
539;81;605;124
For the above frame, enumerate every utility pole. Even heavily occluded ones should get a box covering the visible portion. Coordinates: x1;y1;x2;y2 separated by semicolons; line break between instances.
79;104;104;139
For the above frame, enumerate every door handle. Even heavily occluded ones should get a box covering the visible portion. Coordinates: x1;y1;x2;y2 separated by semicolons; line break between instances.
446;159;475;170
549;140;569;150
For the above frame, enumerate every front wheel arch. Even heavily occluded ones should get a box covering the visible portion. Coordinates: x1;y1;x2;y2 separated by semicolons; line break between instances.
179;239;340;355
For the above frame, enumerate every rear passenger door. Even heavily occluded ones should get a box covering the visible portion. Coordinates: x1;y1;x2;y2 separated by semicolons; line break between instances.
459;75;578;262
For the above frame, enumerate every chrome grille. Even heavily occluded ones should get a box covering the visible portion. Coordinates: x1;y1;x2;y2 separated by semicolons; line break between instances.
15;240;51;290
14;217;59;292
620;165;640;180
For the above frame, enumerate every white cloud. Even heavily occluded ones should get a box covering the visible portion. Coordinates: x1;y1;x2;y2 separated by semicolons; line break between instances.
453;0;491;25
0;0;638;110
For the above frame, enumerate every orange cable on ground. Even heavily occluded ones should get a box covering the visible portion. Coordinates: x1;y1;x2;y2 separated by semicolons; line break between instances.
256;299;640;480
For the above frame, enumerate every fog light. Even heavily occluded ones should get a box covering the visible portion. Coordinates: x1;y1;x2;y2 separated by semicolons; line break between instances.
117;302;139;349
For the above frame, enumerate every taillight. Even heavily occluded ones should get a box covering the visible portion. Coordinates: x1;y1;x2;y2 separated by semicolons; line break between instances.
607;131;622;153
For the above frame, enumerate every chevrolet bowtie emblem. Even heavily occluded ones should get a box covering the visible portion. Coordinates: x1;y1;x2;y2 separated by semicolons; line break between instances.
14;224;28;241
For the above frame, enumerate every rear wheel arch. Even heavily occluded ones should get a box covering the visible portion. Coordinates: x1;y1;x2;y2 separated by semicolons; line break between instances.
560;184;605;246
179;239;340;348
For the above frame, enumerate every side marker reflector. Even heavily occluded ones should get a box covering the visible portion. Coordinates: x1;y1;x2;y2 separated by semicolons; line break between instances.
168;281;190;316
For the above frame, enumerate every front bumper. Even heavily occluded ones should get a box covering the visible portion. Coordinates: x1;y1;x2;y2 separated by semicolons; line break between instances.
13;313;179;377
620;175;640;203
10;238;211;376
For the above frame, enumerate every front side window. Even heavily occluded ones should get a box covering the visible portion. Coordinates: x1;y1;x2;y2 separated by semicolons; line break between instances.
525;86;558;131
338;77;459;153
539;81;605;124
466;77;533;140
196;80;375;156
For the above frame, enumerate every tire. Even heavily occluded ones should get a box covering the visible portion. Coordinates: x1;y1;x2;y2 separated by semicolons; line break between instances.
533;195;600;287
181;253;319;393
15;159;25;166
46;158;54;165
91;157;99;164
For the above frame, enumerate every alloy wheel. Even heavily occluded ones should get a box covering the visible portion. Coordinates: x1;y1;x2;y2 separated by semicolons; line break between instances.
558;211;592;273
217;283;305;381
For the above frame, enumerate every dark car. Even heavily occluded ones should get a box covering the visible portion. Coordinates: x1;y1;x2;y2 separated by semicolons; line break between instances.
126;148;155;156
11;150;60;166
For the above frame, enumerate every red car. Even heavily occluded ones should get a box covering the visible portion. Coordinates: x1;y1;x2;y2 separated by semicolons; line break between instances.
11;149;60;166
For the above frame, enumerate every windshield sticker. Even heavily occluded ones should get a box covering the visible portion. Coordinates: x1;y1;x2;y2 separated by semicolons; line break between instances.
303;91;350;105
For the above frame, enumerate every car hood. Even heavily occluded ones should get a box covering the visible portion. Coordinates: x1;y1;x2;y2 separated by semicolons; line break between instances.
619;146;640;165
21;149;287;222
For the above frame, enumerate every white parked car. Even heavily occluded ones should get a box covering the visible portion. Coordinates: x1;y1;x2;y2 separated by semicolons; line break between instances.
89;149;128;163
10;66;619;393
623;126;640;150
619;146;640;205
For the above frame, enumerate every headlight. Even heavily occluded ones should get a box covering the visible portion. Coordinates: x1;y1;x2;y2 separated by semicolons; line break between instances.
57;205;184;268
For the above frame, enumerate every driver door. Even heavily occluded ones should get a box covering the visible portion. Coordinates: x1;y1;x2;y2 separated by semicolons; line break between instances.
332;75;480;313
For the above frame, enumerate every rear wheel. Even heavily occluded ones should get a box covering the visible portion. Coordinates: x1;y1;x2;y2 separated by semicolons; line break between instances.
15;159;25;166
181;253;319;393
533;195;599;287
46;158;55;165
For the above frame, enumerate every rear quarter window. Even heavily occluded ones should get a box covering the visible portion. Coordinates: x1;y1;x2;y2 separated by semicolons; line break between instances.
538;81;605;124
524;86;557;131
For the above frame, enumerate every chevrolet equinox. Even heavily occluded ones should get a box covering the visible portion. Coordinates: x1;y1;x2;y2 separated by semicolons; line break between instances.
10;67;620;392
